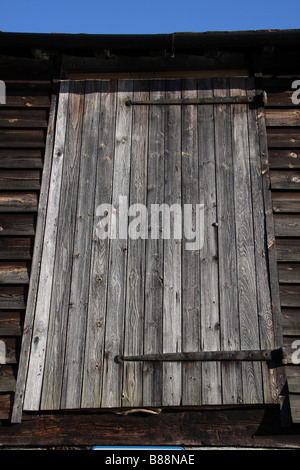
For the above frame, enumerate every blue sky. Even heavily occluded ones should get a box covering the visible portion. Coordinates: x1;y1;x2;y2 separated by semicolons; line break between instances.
1;0;300;35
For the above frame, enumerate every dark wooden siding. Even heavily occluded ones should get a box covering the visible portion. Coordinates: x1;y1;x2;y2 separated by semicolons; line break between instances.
0;59;53;419
264;77;300;423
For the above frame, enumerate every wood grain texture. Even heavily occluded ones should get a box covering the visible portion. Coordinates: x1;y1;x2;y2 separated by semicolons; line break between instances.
23;82;70;411
181;78;201;405
14;78;282;418
198;78;221;405
214;77;242;404
162;79;182;406
101;80;133;408
142;80;165;407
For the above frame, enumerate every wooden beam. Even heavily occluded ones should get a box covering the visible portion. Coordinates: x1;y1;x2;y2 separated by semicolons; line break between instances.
1;407;300;448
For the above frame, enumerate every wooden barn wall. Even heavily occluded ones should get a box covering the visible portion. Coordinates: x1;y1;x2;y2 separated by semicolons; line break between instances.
263;76;300;424
0;49;300;447
0;57;53;420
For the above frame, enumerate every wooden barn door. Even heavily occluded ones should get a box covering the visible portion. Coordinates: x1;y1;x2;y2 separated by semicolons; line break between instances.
12;78;284;421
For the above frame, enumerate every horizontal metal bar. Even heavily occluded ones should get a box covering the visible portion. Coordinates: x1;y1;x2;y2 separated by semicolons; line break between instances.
125;92;267;107
116;347;286;364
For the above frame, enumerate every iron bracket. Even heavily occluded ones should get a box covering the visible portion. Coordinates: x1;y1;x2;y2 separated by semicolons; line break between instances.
116;347;286;366
125;92;267;108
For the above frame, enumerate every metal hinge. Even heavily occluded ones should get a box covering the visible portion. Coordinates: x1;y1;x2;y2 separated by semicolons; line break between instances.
116;347;286;365
125;92;267;107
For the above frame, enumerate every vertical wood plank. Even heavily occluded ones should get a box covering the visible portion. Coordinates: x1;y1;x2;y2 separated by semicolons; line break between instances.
60;81;102;409
181;78;201;405
23;81;70;411
11;88;58;422
122;80;149;407
81;80;117;409
142;80;165;407
101;80;133;408
255;78;290;424
198;78;221;405
214;77;242;405
246;78;277;404
162;79;182;406
40;81;85;410
230;77;263;404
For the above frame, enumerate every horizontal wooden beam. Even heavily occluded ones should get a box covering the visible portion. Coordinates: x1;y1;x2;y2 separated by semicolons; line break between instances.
1;406;300;448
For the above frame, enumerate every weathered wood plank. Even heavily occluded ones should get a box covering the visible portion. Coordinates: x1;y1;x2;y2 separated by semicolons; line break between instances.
274;214;300;237
0;310;23;336
0;149;43;169
289;394;300;423
0;365;16;391
269;149;300;169
272;192;300;213
40;81;85;411
0;192;38;212
22;82;70;412
276;239;300;262
231;77;262;404
265;108;300;126
60;81;101;410
181;78;201;406
5;90;51;108
214;77;242;404
122;80;149;407
267;128;300;147
0;262;30;284
280;285;300;307
142;80;165;407
0;214;35;235
0;237;33;260
256;78;288;419
2;407;300;448
286;365;300;392
162;79;182;406
0;129;45;148
0;170;40;190
278;263;300;283
0;286;26;309
265;90;297;107
101;80;133;408
81;80;117;409
270;170;300;190
0;108;48;128
282;308;300;336
247;78;277;404
198;78;221;405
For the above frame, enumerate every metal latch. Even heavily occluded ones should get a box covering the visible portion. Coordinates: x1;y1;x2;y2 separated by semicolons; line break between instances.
116;347;286;366
125;92;267;107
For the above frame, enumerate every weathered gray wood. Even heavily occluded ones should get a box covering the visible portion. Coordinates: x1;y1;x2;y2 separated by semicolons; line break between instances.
101;80;133;408
246;78;277;404
214;77;242;404
40;81;85;410
181;78;201;405
142;80;165;407
231;77;262;404
256;78;291;424
198;78;221;405
60;81;101;409
81;80;117;409
122;80;149;407
14;78;285;418
22;82;73;412
162;79;182;406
